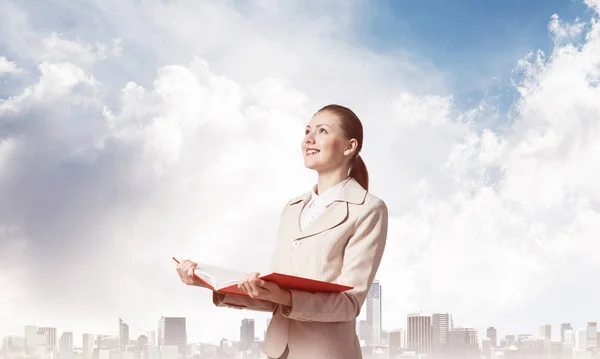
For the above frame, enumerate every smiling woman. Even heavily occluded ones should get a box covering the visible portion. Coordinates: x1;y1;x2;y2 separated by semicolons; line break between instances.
176;104;389;359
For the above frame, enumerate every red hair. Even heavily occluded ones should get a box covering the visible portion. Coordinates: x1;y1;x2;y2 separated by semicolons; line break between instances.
317;104;369;191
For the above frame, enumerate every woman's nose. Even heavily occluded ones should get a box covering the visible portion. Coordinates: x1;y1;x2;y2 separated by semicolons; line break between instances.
304;133;315;143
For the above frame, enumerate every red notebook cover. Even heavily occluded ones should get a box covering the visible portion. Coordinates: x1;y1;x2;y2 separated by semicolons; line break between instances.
172;257;353;296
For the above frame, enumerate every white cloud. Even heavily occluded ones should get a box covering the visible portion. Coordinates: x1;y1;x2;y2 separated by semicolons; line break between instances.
1;0;600;347
548;14;585;42
0;56;22;75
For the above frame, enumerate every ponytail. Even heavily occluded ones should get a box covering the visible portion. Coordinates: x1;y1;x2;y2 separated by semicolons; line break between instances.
349;155;369;191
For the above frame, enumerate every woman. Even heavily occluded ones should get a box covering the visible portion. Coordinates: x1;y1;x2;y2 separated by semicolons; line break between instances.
176;104;388;359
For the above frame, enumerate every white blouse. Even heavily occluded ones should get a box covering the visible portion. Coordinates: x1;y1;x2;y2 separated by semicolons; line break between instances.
299;178;351;231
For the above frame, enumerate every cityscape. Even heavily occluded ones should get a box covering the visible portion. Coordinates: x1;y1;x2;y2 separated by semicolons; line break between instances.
2;280;599;359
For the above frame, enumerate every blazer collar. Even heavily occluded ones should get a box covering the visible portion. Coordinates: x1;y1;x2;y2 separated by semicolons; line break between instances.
288;177;367;206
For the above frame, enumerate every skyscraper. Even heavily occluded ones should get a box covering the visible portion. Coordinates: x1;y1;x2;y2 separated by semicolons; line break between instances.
539;323;551;340
24;325;38;356
448;327;479;359
59;332;73;359
38;327;57;353
432;313;452;358
240;319;255;351
82;334;94;359
389;329;407;355
119;318;130;352
486;327;497;348
407;313;432;355
158;317;187;356
587;322;597;349
560;323;573;342
366;280;382;346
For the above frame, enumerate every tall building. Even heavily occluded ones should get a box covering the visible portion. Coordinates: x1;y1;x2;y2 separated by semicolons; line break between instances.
240;319;255;351
119;318;130;352
366;280;382;346
564;330;575;345
448;327;479;359
432;313;452;358
389;329;407;355
449;327;478;346
136;335;148;357
587;322;597;349
158;317;187;355
36;331;48;355
59;332;73;359
575;329;587;350
539;324;551;340
486;327;497;348
82;334;94;359
38;327;57;353
407;313;432;355
560;323;573;343
481;338;492;359
24;326;38;356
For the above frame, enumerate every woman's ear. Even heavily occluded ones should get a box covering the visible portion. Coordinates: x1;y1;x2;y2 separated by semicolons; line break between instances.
344;139;358;156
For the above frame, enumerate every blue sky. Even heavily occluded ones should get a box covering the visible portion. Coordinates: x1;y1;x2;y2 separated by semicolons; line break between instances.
358;0;592;112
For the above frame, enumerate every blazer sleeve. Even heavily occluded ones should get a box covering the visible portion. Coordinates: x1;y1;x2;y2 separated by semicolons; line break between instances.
212;292;277;312
280;197;388;322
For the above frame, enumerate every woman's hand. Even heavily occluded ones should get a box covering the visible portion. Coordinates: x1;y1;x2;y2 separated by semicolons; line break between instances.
238;272;292;306
176;259;211;289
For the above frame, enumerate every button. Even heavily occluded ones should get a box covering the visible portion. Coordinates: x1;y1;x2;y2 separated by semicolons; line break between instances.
293;240;300;248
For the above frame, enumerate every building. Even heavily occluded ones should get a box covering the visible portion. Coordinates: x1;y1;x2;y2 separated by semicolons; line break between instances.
560;324;573;343
24;326;38;356
82;334;94;359
539;324;551;340
38;327;57;353
59;332;73;359
587;322;597;349
487;327;498;348
366;280;382;346
389;329;407;355
158;317;187;356
407;313;432;355
447;327;479;359
119;318;130;353
240;319;255;351
432;313;452;358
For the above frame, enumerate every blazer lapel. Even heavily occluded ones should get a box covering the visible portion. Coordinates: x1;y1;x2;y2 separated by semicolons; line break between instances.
287;178;368;240
294;201;348;240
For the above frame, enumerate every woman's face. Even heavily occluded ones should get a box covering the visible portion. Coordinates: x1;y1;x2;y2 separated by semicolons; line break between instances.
302;111;355;172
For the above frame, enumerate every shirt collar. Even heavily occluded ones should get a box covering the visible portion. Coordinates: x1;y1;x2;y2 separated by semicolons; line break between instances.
288;177;367;206
309;178;351;204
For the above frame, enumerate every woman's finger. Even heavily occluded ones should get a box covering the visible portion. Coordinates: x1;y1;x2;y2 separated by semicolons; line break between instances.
187;262;196;276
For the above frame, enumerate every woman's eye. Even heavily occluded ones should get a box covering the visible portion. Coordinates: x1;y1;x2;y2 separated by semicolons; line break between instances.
319;128;327;134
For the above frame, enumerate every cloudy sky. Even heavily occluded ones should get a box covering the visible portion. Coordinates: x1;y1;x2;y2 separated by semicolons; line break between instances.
1;0;600;347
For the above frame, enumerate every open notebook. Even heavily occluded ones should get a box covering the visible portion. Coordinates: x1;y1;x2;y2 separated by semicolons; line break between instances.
172;257;353;297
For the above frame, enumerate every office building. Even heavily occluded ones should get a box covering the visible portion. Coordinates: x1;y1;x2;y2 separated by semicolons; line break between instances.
407;312;432;355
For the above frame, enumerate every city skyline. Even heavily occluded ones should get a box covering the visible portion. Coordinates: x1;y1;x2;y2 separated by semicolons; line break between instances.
3;279;600;349
4;309;599;359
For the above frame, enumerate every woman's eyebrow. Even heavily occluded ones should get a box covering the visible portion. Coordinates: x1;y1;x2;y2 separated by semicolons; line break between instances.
306;124;332;129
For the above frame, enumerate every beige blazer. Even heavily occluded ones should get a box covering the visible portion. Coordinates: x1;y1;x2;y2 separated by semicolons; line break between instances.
213;178;388;359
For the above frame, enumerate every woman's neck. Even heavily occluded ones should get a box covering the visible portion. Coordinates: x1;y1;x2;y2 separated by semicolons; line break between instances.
316;168;350;195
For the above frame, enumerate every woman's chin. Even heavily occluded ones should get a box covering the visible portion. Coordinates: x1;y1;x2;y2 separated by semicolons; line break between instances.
303;161;320;171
